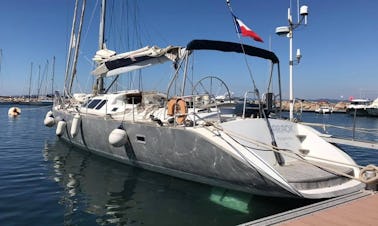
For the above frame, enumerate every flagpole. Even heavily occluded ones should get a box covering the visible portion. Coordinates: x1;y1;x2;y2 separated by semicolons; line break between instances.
226;0;285;166
226;0;259;104
226;0;241;40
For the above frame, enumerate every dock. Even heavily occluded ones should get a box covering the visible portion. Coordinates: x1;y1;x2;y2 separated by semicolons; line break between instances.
241;190;377;225
300;122;378;150
323;137;378;150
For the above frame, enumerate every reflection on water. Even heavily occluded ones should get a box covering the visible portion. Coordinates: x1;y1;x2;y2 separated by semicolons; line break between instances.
43;140;314;226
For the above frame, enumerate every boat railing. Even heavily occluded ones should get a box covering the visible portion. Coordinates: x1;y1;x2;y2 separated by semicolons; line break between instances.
242;91;276;119
242;91;259;119
166;94;232;127
167;91;279;126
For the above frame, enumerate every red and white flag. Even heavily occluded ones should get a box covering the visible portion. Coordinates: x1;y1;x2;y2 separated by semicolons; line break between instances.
233;15;263;42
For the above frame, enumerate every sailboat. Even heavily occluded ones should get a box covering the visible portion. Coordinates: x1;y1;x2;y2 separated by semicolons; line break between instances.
44;0;371;199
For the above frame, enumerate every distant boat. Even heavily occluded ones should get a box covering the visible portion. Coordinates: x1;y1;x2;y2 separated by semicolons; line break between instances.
346;98;371;116
366;98;378;117
315;102;333;114
315;106;333;114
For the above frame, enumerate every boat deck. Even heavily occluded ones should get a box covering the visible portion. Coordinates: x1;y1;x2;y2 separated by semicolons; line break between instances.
240;190;377;226
274;161;353;190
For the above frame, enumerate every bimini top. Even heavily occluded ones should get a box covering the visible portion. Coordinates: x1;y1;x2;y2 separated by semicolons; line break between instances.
186;39;279;64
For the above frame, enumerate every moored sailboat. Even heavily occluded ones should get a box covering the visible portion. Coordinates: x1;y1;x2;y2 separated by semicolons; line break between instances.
44;0;376;199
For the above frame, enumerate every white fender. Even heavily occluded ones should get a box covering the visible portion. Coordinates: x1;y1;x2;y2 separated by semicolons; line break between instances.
70;113;81;138
8;107;21;117
56;120;67;136
45;111;53;118
108;127;127;147
44;116;55;127
44;111;55;127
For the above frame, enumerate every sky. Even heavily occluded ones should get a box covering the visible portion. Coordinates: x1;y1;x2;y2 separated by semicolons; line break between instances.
0;0;377;100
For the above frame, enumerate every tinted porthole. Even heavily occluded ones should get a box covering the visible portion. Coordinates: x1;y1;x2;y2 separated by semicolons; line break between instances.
87;99;101;109
95;100;107;109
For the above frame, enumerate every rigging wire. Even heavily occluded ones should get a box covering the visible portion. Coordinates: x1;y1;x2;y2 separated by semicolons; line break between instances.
226;0;284;165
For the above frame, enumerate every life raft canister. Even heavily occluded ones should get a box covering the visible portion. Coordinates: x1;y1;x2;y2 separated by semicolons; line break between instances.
167;98;187;124
8;107;21;117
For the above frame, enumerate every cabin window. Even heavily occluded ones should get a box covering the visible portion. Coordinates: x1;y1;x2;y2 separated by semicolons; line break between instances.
126;93;142;104
95;100;107;109
87;99;102;109
111;107;118;112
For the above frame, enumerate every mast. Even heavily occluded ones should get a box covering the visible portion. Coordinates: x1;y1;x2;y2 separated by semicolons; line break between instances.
28;62;33;101
96;0;106;94
99;0;106;50
64;0;80;97
0;49;2;75
51;56;55;97
68;0;86;95
37;64;41;99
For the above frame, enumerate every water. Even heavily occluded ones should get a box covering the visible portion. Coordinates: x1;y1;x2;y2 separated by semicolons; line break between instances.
297;112;378;166
0;105;377;226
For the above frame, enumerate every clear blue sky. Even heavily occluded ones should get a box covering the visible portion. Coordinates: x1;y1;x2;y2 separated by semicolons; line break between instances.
0;0;377;100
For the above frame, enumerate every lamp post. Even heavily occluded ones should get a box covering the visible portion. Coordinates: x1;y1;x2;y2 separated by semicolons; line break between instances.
276;4;308;121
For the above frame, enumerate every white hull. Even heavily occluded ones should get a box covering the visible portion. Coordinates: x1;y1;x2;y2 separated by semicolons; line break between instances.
48;97;364;199
315;107;333;114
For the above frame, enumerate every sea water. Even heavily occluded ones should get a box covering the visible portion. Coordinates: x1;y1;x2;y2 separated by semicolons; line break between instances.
0;104;377;226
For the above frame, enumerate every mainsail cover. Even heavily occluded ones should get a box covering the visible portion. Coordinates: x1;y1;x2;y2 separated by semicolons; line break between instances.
92;45;183;77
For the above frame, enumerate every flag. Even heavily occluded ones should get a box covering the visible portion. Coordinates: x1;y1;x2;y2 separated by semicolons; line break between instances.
233;15;263;42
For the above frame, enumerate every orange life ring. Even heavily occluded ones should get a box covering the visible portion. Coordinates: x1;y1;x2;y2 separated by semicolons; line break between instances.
167;98;187;124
